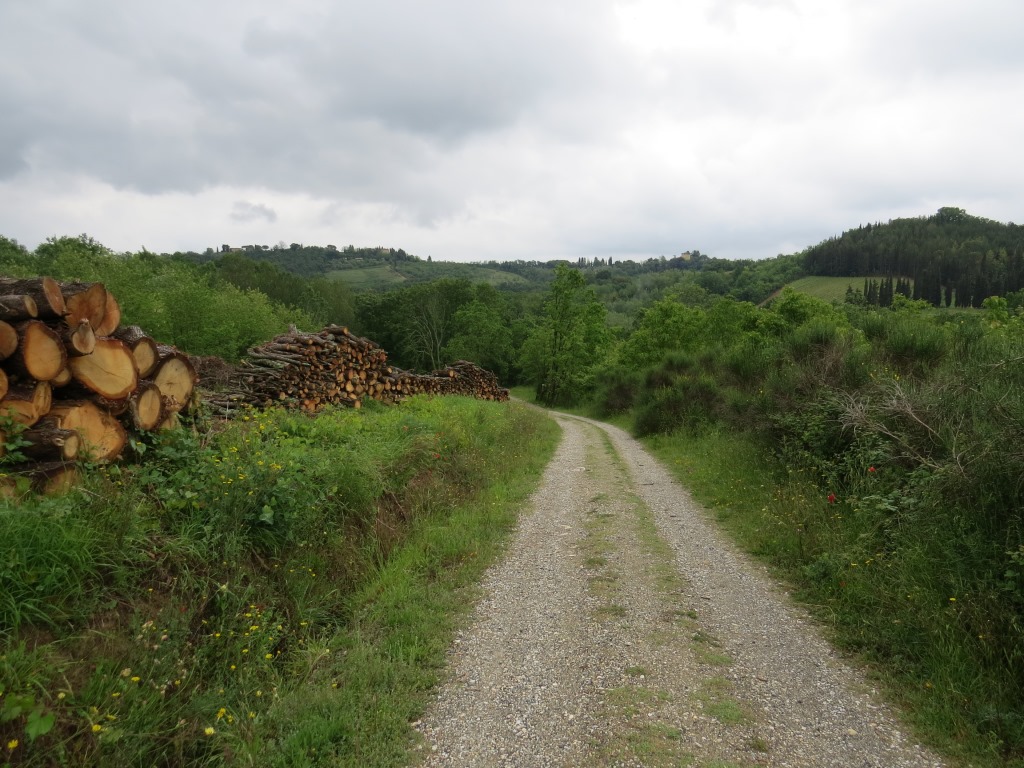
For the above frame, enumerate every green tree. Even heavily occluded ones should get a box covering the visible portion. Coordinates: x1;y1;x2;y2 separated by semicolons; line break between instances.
402;279;474;370
444;286;515;380
617;296;707;370
521;264;608;406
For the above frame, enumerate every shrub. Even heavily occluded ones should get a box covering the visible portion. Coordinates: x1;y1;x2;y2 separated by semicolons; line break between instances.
594;367;642;416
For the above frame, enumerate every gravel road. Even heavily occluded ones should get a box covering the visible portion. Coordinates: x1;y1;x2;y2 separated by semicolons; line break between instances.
414;413;947;767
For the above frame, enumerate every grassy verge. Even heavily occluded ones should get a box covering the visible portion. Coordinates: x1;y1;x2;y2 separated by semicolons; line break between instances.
0;397;559;767
645;428;1018;768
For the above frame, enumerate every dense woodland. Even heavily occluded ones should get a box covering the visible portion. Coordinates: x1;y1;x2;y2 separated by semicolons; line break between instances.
805;206;1024;307
3;207;1024;764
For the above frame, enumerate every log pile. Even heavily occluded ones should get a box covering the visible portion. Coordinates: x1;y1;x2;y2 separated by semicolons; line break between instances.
0;277;197;494
205;324;507;414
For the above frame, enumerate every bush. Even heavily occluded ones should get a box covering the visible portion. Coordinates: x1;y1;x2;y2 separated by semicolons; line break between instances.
594;367;642;416
633;373;721;437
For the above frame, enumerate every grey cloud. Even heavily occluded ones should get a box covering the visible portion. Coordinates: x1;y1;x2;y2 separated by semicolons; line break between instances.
231;201;277;223
0;0;628;224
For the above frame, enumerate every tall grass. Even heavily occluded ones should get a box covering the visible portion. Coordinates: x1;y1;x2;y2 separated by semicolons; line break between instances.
0;397;559;766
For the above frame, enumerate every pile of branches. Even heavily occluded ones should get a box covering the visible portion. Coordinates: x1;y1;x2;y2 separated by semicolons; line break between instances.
205;324;508;415
0;276;196;493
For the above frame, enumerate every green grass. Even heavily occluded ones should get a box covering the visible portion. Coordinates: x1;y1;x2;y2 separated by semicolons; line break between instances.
598;687;692;767
0;397;560;767
692;677;748;725
326;265;409;290
781;276;881;303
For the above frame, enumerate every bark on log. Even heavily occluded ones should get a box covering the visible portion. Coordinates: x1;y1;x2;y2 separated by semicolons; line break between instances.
0;277;66;319
50;400;127;462
0;294;38;321
21;417;80;461
14;320;66;381
69;337;137;399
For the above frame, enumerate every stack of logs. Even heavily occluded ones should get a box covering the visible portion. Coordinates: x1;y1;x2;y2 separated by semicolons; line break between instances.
0;276;197;493
205;324;507;414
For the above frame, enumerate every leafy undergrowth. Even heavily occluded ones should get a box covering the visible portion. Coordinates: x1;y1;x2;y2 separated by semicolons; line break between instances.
0;396;559;767
646;429;1022;768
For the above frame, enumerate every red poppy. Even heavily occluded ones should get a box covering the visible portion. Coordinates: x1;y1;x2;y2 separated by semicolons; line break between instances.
827;493;837;504
868;466;876;474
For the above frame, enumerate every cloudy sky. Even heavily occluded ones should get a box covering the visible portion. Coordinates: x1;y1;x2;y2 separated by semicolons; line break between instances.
1;0;1022;263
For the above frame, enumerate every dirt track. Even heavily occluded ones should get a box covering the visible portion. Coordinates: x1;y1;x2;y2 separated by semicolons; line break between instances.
415;413;946;767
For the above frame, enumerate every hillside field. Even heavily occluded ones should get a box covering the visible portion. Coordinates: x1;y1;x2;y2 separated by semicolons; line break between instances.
783;275;869;302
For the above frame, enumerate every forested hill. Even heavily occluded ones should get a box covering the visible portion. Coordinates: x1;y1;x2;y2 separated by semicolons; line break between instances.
802;206;1024;307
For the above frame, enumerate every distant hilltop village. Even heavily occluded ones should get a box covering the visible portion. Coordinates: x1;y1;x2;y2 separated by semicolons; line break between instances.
214;243;390;255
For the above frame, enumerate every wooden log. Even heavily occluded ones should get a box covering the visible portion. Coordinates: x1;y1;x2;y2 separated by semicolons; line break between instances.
0;277;66;319
0;294;38;321
60;319;97;356
152;347;198;414
1;461;80;495
112;326;159;378
0;382;49;426
33;462;80;495
0;320;17;361
49;400;127;462
51;366;73;387
126;381;164;431
62;282;108;331
69;337;137;399
0;368;7;402
14;320;66;381
21;417;80;461
32;379;51;416
157;411;180;431
95;292;121;337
